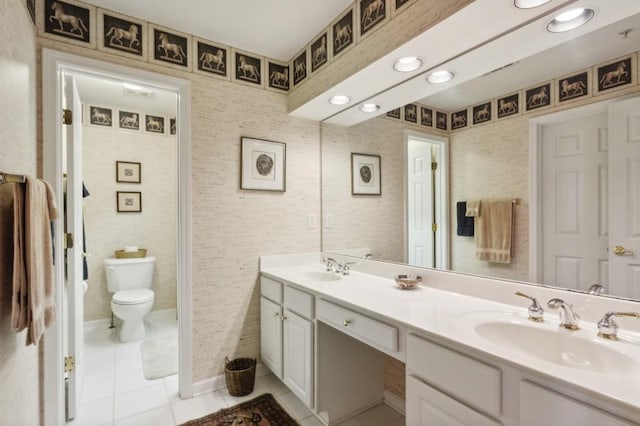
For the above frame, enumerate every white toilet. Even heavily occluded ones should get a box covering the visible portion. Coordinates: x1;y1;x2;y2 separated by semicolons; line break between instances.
104;256;156;342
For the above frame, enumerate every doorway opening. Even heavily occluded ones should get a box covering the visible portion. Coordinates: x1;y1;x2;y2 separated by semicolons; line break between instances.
405;132;449;269
42;49;192;426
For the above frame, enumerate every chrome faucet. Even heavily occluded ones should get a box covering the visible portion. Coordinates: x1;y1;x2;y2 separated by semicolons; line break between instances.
547;298;580;330
597;311;640;340
588;284;606;295
514;292;544;322
323;257;340;272
340;262;356;275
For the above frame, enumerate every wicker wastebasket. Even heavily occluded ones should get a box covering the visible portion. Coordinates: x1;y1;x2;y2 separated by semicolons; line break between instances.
224;357;257;396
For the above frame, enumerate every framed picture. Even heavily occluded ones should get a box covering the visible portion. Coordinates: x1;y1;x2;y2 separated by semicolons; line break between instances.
145;114;165;134
420;107;433;127
359;0;387;37
116;161;141;183
196;40;227;77
293;50;308;86
525;82;551;111
267;60;290;92
43;0;92;44
557;70;589;103
451;109;468;130
100;12;144;58
404;104;417;123
233;50;263;86
149;25;190;70
497;92;520;119
595;56;634;94
472;101;492;125
311;32;328;73
89;106;113;127
386;107;401;120
351;153;381;196
436;111;448;130
116;191;142;213
332;7;354;58
118;110;140;131
169;117;176;135
240;137;286;192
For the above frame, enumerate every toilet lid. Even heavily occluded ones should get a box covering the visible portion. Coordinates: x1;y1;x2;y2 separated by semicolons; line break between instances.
112;289;154;305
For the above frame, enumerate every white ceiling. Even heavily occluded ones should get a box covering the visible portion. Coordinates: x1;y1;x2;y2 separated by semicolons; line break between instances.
81;0;353;61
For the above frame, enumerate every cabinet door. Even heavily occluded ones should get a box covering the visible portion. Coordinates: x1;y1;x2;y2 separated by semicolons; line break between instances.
261;297;283;378
407;375;501;426
283;309;313;407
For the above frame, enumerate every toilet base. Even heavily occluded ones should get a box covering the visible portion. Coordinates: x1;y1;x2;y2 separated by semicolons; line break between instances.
118;319;146;342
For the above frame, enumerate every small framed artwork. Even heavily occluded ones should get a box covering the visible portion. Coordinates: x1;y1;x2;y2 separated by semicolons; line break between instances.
595;56;635;95
116;161;141;184
149;25;191;70
293;50;308;86
99;11;145;59
451;109;468;130
90;106;113;127
169;117;176;135
27;0;35;25
233;50;263;87
497;92;520;119
359;0;388;37
332;7;354;58
472;101;492;125
267;60;290;92
393;0;415;14
420;107;433;127
351;153;381;196
386;108;401;120
195;39;228;78
556;70;590;103
43;0;94;46
311;32;329;73
525;82;551;112
436;111;448;130
117;191;142;213
118;110;140;131
145;114;165;134
404;104;418;123
240;137;286;192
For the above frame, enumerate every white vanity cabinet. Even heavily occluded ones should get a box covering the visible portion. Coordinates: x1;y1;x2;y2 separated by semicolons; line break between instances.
260;276;314;408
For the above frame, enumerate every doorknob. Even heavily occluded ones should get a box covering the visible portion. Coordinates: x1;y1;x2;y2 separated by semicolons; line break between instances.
612;245;634;256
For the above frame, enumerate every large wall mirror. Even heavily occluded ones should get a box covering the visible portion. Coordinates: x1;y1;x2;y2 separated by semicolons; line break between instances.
321;2;640;300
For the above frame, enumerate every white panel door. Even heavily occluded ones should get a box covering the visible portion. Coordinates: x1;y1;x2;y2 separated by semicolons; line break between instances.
541;112;608;291
609;97;640;298
63;73;84;420
283;309;313;407
408;139;434;267
260;297;283;378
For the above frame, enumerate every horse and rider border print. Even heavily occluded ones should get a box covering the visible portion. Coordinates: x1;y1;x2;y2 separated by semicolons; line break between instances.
43;0;94;47
99;11;146;59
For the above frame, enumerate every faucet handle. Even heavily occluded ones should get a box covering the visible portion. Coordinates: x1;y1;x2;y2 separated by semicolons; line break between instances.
597;311;640;340
588;284;606;295
340;262;356;275
514;292;544;322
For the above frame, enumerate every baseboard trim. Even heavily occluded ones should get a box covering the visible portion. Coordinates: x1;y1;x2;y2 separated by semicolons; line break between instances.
191;362;270;397
384;389;406;415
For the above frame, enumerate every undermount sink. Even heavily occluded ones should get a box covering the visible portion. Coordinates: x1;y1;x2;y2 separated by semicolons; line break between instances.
303;271;341;282
472;319;640;375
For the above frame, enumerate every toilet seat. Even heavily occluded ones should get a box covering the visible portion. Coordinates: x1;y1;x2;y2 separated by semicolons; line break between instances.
112;289;154;305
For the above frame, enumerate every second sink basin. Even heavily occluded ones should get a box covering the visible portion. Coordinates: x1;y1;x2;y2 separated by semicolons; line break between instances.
468;314;640;376
303;271;341;282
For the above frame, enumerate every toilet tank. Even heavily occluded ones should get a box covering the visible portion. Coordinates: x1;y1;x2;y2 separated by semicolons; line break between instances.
104;256;156;292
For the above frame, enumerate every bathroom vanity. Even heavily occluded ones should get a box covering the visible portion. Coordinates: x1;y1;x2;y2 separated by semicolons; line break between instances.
259;253;640;425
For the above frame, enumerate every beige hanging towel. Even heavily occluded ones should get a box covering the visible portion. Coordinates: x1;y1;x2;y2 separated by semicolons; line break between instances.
465;200;481;217
475;200;513;264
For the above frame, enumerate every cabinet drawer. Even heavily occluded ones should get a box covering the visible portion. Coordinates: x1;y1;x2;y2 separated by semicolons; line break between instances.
407;375;501;426
284;285;314;319
261;275;283;303
317;299;398;352
408;334;501;418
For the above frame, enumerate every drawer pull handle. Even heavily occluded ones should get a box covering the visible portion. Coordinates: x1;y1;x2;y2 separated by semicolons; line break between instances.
343;319;351;327
273;312;279;318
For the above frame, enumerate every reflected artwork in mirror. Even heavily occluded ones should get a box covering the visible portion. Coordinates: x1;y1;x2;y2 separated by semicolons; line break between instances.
321;4;640;300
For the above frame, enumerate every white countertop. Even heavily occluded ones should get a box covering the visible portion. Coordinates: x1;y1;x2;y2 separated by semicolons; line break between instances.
260;259;640;415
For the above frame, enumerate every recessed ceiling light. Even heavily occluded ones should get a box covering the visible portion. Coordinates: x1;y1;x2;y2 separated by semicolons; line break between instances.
393;56;423;72
546;8;594;33
514;0;551;9
360;103;380;113
427;70;454;84
329;95;351;105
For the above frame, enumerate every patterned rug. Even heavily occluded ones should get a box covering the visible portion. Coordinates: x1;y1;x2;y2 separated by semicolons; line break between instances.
179;393;299;425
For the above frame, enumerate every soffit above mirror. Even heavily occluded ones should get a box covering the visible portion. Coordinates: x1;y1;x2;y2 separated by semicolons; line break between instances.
313;0;640;126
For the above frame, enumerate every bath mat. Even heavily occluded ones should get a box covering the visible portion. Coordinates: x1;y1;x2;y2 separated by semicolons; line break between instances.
140;335;178;380
179;393;298;425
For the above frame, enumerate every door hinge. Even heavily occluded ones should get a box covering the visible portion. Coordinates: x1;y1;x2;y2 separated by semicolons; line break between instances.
62;109;72;125
431;162;438;171
64;356;75;373
64;233;74;249
432;223;438;232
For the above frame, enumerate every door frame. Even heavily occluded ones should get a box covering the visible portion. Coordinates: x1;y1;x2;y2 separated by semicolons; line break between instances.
528;98;618;283
42;49;193;425
404;130;449;269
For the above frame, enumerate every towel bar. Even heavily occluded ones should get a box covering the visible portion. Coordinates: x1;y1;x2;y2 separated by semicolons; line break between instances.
0;172;26;184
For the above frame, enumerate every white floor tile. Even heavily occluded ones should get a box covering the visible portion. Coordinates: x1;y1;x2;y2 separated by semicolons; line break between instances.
171;391;228;425
259;373;290;396
115;368;158;395
221;380;271;405
275;392;314;420
355;403;403;426
300;414;326;426
68;397;113;426
114;405;175;426
81;375;115;403
114;382;169;420
163;374;181;404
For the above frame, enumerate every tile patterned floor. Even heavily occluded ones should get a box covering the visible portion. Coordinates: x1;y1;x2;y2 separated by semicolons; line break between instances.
68;309;405;425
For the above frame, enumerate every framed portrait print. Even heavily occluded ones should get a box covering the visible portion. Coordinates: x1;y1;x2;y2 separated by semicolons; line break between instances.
116;191;142;212
116;161;141;183
351;153;381;196
240;137;286;192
